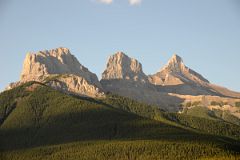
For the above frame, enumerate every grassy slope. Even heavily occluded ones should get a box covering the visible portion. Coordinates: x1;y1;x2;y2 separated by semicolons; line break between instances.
0;82;240;160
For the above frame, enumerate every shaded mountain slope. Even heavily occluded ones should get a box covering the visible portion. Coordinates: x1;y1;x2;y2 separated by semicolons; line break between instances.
1;82;179;150
0;82;240;160
102;94;240;140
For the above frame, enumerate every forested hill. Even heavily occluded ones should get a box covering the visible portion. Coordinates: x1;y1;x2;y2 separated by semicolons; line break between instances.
0;82;240;160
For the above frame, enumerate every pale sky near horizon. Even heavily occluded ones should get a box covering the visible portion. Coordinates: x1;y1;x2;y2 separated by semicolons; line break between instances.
0;0;240;91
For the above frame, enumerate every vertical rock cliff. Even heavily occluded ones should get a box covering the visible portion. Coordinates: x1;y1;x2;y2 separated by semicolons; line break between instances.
148;54;221;96
102;52;148;82
7;47;104;98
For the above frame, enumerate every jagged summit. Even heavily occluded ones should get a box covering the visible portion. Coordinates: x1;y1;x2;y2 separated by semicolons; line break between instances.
8;47;104;98
21;47;97;83
44;47;70;55
115;51;127;57
149;54;209;86
169;54;183;64
160;54;186;74
29;47;71;59
147;53;215;96
102;51;148;82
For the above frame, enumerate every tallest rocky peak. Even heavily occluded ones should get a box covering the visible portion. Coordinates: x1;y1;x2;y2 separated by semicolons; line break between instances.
42;47;71;56
20;47;100;84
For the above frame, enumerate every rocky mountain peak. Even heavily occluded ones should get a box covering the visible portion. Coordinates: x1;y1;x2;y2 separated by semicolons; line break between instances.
115;51;127;57
21;47;94;82
102;52;148;82
48;47;70;55
161;54;186;73
149;53;209;87
32;47;71;60
9;47;104;98
170;54;183;63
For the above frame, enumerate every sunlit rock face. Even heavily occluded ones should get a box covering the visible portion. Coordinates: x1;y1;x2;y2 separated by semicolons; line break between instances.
100;52;183;111
7;47;104;98
148;54;219;96
149;54;209;86
148;54;240;98
102;52;148;83
20;47;100;85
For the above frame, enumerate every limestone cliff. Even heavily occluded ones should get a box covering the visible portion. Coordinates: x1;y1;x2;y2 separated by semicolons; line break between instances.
149;54;209;86
102;52;148;83
149;54;222;96
8;47;104;98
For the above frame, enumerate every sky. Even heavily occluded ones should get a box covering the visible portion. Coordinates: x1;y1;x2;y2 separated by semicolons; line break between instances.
0;0;240;91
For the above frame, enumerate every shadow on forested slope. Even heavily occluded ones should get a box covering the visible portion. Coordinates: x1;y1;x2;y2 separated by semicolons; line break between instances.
0;82;240;154
1;101;240;153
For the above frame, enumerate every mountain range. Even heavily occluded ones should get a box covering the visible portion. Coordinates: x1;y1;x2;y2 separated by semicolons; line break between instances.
1;47;240;159
6;47;240;116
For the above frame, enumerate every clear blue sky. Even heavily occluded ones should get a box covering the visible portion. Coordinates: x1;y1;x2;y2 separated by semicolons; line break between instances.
0;0;240;91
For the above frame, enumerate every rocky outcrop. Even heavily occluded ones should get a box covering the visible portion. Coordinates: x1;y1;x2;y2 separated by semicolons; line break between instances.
149;54;209;86
102;52;148;83
148;54;240;98
149;54;224;96
174;93;240;120
45;74;104;98
7;47;104;98
20;47;100;86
